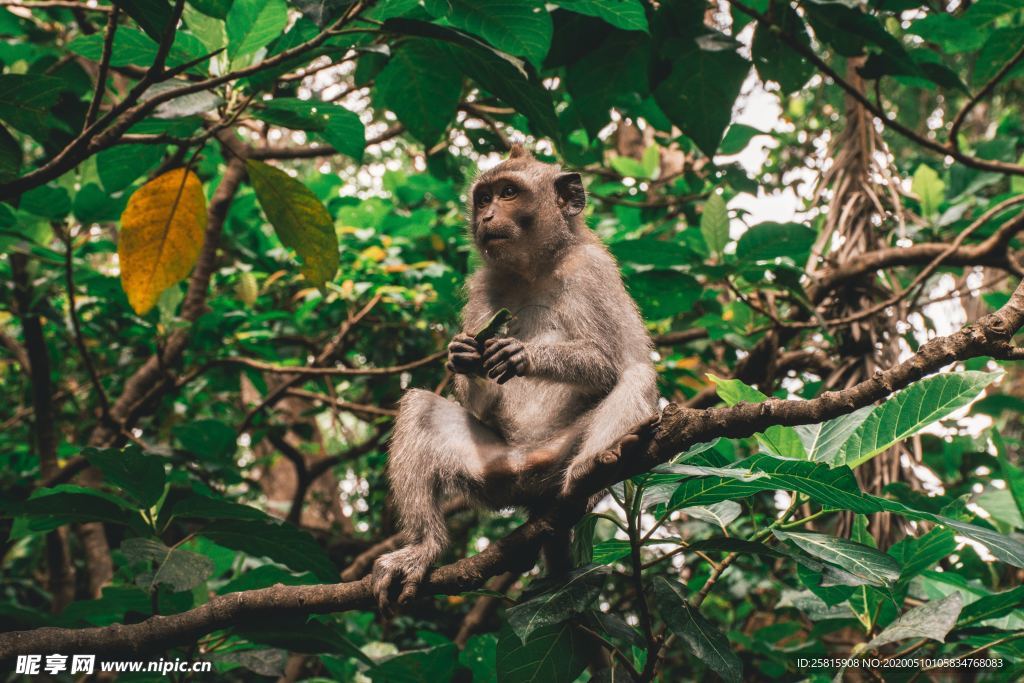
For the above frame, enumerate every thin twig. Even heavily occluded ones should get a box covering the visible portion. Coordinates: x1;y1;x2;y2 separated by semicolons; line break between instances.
83;4;119;129
949;42;1024;150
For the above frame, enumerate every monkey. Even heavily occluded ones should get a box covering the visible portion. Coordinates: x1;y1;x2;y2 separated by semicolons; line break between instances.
370;145;659;610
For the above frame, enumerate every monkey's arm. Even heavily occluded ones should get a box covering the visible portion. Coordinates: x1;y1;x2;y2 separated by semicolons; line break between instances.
483;337;618;391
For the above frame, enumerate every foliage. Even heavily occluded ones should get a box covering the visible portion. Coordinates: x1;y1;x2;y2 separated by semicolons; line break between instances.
1;0;1024;681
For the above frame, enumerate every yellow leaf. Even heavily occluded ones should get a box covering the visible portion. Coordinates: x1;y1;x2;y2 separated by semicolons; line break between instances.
235;272;259;306
430;234;445;252
361;245;386;262
118;168;207;315
673;356;701;370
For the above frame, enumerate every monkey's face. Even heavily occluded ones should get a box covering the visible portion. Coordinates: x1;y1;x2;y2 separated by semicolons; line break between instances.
469;155;586;275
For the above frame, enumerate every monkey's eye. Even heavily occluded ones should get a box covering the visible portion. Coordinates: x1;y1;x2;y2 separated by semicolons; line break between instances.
499;184;518;199
476;192;492;208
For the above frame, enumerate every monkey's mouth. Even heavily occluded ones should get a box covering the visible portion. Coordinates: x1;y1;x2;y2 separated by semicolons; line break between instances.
481;232;512;245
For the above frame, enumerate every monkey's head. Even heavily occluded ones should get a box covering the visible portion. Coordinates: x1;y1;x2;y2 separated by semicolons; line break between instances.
468;144;586;276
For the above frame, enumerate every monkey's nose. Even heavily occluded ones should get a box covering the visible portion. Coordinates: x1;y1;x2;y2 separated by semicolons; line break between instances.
482;211;495;222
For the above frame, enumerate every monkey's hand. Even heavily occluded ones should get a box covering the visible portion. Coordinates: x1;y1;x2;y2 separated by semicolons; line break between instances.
482;337;528;384
370;546;432;614
446;332;483;375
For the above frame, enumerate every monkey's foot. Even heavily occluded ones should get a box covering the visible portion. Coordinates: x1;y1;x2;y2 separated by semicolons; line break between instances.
370;548;431;614
560;414;661;496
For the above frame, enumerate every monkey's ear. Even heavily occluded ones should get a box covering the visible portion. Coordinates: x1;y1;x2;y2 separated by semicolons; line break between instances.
508;143;532;159
555;172;586;215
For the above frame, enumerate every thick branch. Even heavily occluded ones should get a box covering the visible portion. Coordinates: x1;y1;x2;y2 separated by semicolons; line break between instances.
813;207;1024;296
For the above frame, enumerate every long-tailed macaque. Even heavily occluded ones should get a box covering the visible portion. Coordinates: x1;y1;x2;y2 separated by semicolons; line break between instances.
371;145;659;609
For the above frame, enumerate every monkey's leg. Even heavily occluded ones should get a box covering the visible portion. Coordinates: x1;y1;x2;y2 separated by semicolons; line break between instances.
371;389;512;611
562;365;660;496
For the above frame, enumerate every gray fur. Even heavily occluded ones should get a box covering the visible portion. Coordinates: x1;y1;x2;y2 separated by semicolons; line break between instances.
371;151;659;610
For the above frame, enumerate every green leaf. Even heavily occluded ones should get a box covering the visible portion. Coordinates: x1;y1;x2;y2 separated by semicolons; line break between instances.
736;221;816;263
707;374;806;458
653;37;750;157
911;164;945;218
375;39;463;146
189;0;232;19
183;3;228;53
564;31;650;136
82;446;166;507
995;433;1024;523
430;0;552;68
653;578;741;683
888;528;957;582
866;592;963;649
460;634;498;683
495;623;591;683
687;538;784;559
1012;154;1024;194
557;0;648;32
773;530;901;587
700;193;729;256
0;74;64;139
120;537;214;592
795;406;872;464
370;643;459;682
667;474;768;511
0;123;22;183
237;616;370;660
200;519;338;581
719;123;766;155
246;159;339;288
174;418;237;462
591;540;631;565
57;586;151;627
874;497;1024;568
608;155;649;179
317;108;365;162
506;564;608;641
68;28;210;71
226;0;288;61
11;485;144;537
20;185;71;220
958;585;1024;627
973;27;1024;88
97;144;166;193
609;238;695;268
746;454;879;513
219;565;319;594
446;41;560;142
751;6;814;94
836;371;1001;468
167;494;269;523
653;463;766;482
907;13;986;53
627;270;702;320
683;500;741;529
116;0;174;43
964;0;1024;24
252;98;365;161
